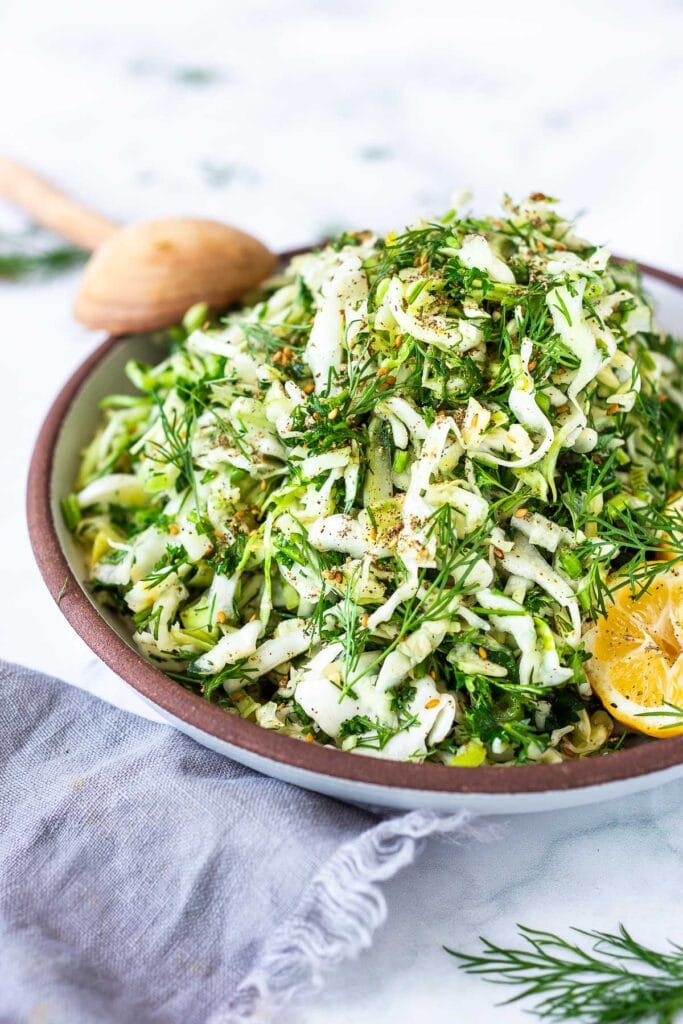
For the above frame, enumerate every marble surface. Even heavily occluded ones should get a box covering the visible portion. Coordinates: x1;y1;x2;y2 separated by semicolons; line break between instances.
2;0;682;1020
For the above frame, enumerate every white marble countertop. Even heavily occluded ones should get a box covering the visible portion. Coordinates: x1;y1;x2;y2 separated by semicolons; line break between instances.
2;0;682;1020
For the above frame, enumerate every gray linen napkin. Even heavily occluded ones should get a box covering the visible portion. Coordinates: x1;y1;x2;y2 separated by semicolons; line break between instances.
0;661;486;1024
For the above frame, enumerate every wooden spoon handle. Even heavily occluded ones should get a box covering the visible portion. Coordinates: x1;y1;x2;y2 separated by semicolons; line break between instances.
0;158;118;250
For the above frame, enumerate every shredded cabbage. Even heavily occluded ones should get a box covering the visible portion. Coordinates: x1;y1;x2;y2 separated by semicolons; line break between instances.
67;193;683;765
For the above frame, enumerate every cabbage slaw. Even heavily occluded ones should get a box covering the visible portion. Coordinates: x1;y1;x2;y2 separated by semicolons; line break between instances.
64;194;683;766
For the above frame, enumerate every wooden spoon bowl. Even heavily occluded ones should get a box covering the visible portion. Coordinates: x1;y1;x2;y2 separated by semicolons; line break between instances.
0;158;276;334
75;217;276;333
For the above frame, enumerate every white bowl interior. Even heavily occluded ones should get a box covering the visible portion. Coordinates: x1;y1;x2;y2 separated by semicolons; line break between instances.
52;334;168;649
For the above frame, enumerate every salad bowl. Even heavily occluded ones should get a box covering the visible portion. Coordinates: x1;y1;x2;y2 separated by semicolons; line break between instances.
27;259;683;814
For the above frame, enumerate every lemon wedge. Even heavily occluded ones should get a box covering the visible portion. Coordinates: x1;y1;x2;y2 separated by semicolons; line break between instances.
584;565;683;737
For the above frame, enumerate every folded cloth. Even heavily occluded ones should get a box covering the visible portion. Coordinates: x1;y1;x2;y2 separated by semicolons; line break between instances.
0;661;486;1024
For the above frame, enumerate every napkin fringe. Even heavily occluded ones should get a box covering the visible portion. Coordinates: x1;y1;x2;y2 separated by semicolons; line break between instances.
217;808;486;1023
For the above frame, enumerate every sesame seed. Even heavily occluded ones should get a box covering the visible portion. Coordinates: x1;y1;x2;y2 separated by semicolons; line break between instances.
514;507;528;518
424;698;440;709
478;646;488;660
216;610;227;624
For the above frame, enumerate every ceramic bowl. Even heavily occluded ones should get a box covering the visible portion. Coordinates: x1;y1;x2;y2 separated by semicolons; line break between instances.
27;261;683;814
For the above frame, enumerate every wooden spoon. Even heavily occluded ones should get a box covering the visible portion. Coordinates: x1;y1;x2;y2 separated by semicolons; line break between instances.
0;158;277;333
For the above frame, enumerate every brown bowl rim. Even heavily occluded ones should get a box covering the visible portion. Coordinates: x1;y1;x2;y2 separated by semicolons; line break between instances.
26;257;683;796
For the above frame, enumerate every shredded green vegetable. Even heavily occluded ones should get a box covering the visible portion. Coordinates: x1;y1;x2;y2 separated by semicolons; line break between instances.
65;193;683;765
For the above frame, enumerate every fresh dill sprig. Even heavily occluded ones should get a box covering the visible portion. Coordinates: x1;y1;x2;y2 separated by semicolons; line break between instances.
637;700;683;729
577;503;683;615
147;391;200;509
143;544;189;588
447;924;683;1023
0;228;87;280
338;570;367;694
